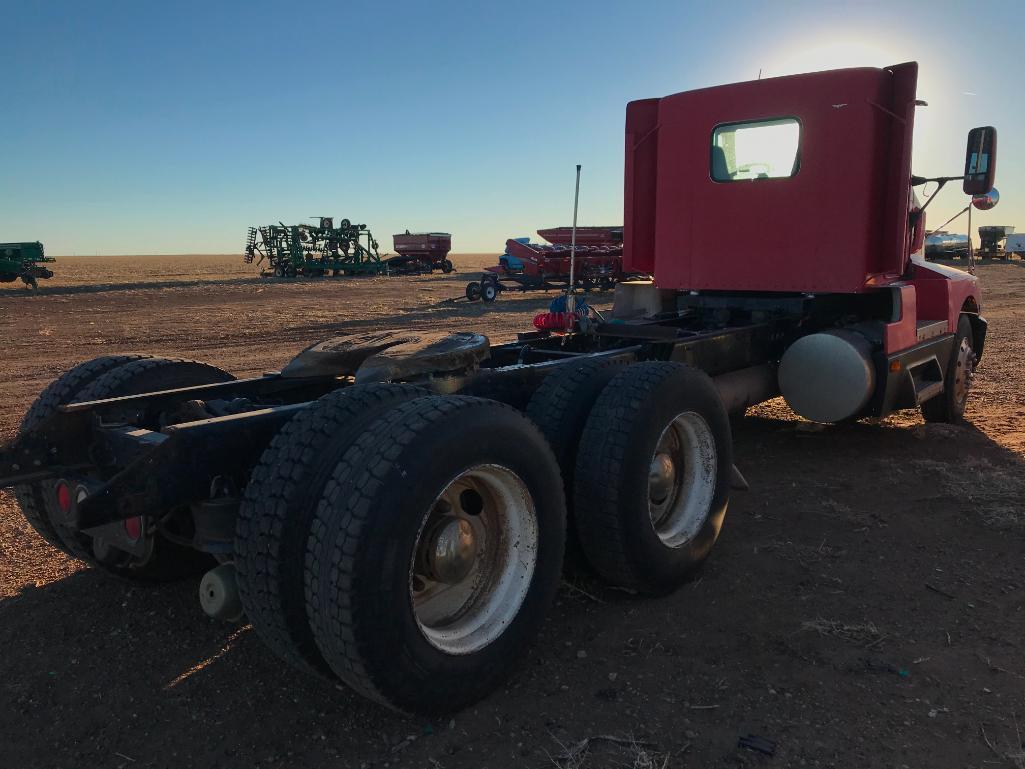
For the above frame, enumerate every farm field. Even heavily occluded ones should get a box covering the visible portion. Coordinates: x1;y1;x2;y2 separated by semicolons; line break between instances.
1;255;1023;769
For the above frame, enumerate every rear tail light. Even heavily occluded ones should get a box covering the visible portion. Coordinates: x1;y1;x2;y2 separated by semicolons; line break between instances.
533;311;583;331
55;481;73;515
123;516;143;542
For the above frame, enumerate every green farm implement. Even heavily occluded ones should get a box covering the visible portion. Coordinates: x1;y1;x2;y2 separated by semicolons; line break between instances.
244;217;386;278
0;242;54;289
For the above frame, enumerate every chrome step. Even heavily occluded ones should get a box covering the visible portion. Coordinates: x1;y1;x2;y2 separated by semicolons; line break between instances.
916;320;947;342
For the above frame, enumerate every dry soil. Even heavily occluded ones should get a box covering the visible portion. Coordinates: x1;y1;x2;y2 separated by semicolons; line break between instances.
0;255;1022;769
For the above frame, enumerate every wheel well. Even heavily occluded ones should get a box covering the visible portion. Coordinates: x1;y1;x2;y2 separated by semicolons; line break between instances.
961;296;980;315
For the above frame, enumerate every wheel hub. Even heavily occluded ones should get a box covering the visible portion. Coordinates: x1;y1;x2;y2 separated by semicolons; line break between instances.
409;464;539;655
647;412;718;547
424;516;477;584
953;339;976;405
648;452;677;503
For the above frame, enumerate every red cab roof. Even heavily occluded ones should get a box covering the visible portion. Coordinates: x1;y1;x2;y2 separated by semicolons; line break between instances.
624;63;918;293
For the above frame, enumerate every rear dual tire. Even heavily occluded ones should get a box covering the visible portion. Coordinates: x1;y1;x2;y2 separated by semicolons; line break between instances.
14;355;234;581
304;396;565;714
236;391;566;713
235;383;429;678
54;357;234;579
526;357;624;572
573;362;732;593
14;354;154;552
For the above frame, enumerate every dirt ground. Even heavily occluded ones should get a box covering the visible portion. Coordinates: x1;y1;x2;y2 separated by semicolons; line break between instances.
1;255;1023;769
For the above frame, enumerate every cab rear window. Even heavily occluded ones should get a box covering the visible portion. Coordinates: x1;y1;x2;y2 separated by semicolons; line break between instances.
711;118;801;182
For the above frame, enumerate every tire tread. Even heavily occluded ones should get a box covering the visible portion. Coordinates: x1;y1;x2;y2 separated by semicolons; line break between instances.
573;361;731;592
922;315;974;424
14;354;153;551
236;384;427;678
53;357;232;565
306;395;563;712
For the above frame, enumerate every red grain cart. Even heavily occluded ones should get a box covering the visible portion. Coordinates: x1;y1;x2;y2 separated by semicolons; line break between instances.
466;226;627;302
535;226;623;246
389;232;454;274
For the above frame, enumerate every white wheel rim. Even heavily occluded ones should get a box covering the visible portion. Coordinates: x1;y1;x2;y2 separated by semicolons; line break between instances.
410;464;538;655
952;336;976;406
648;411;717;548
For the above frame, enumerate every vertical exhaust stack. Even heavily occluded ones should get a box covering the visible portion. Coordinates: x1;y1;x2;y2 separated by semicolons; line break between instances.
565;164;582;325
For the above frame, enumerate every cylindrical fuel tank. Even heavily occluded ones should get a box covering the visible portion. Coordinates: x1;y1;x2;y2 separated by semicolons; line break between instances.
778;329;876;423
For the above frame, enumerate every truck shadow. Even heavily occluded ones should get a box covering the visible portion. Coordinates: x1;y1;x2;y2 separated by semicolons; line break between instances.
0;273;478;298
0;559;404;760
1;411;1022;766
730;409;1025;533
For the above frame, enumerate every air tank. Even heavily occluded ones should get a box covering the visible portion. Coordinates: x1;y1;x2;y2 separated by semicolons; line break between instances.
778;329;876;423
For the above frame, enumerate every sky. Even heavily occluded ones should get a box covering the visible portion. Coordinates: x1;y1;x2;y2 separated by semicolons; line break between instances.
1;0;1022;255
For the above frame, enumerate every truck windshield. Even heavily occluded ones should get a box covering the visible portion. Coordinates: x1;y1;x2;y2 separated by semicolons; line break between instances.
711;118;801;182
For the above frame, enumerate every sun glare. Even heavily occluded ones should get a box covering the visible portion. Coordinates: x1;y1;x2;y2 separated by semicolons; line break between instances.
763;37;904;78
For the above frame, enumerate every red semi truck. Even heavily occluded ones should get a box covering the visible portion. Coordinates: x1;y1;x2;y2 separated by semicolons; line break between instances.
0;62;995;714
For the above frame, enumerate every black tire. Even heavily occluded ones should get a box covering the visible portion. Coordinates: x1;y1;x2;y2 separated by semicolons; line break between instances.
235;384;428;678
441;259;454;274
573;362;732;594
273;265;285;278
526;358;625;570
306;396;566;714
481;281;498;302
14;354;154;552
922;314;976;424
74;357;234;404
54;357;235;579
465;281;481;301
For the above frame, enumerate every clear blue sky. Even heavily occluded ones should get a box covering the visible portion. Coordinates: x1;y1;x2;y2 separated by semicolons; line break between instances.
1;0;1022;255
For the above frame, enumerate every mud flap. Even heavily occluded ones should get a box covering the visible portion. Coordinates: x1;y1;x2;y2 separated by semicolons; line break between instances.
730;464;749;491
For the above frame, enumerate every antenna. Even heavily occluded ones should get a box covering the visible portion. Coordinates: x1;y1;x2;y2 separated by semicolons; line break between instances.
565;165;582;326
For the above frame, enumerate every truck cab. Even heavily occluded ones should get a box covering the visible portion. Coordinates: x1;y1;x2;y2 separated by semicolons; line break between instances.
621;62;994;424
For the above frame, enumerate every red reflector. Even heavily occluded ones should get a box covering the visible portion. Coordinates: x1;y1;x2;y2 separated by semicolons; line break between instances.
533;311;581;330
123;516;142;541
55;482;72;514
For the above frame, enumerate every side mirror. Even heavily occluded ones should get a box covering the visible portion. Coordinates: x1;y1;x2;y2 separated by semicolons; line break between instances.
964;126;997;195
972;188;999;211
